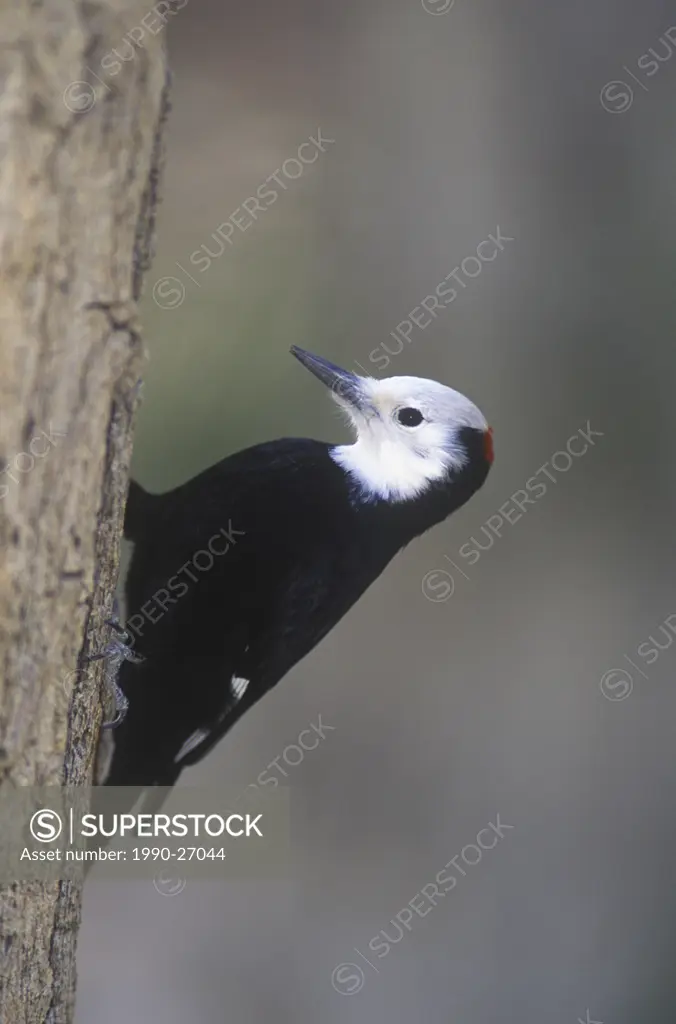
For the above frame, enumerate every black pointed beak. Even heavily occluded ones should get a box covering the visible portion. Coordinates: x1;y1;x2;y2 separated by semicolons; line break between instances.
290;346;364;408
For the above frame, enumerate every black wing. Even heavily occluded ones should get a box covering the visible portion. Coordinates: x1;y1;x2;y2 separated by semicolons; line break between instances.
106;439;390;786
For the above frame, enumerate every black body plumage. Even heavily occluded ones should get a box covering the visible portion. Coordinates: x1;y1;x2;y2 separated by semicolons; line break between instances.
104;353;492;793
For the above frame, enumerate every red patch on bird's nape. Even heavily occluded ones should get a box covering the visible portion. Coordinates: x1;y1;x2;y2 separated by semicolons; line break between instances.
484;427;494;464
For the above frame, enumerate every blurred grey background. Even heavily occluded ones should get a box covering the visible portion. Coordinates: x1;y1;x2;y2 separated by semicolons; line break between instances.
77;1;676;1021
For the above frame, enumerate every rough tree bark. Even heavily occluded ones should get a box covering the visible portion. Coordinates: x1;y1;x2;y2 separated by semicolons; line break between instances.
0;3;168;1021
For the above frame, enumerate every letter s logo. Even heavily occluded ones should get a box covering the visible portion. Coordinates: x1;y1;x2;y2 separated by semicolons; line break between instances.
30;809;63;843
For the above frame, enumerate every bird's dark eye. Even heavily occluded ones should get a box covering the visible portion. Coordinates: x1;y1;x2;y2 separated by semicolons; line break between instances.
396;407;424;427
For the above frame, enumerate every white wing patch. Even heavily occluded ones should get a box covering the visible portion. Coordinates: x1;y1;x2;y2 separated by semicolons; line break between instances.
174;676;250;765
174;728;210;764
230;675;250;701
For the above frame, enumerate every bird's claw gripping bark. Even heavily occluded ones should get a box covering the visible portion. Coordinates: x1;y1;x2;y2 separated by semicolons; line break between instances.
88;615;144;729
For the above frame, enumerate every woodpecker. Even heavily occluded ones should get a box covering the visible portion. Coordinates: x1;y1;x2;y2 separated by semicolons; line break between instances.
103;348;493;792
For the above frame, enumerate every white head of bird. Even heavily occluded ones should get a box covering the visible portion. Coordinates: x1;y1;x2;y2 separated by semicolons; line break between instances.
290;347;492;503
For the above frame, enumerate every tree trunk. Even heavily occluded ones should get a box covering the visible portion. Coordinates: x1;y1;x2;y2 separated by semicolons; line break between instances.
0;3;168;1020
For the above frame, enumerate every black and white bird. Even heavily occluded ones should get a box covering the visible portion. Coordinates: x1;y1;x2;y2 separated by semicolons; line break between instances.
104;347;493;791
